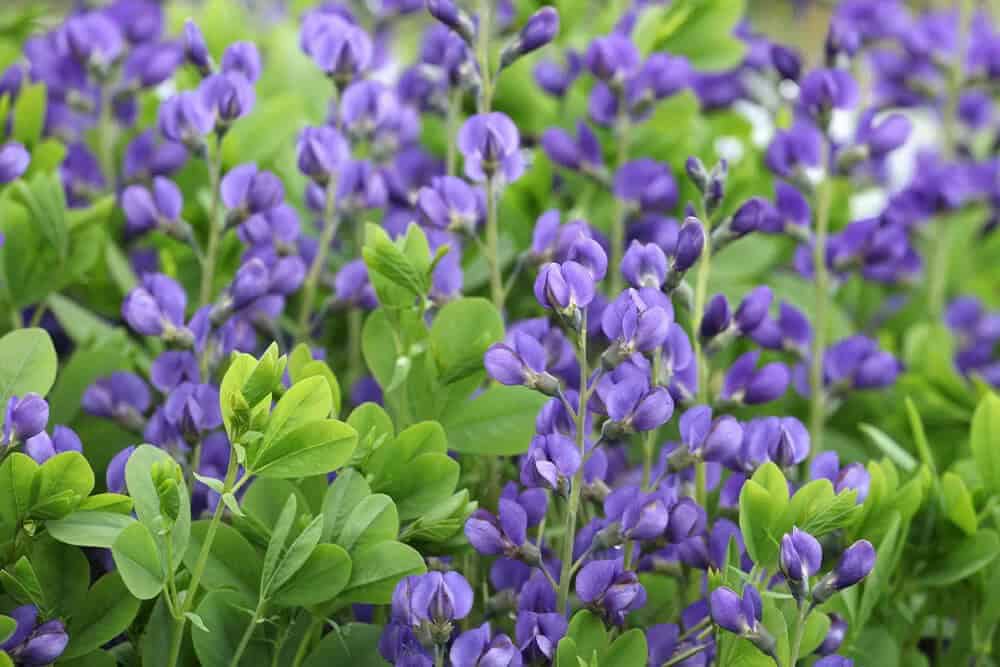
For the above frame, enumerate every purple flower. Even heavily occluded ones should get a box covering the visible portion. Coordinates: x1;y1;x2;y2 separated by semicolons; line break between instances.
810;452;870;502
501;7;559;69
183;20;213;74
816;614;848;656
221;42;261;83
709;585;761;635
734;287;773;334
300;12;373;83
458;113;525;183
541;121;603;173
576;559;646;624
24;426;82;464
65;12;124;68
771;44;802;81
799;68;859;117
780;527;823;582
699;294;731;341
601;378;673;435
123;131;188;182
164;382;222;441
534;261;596;312
82;371;151;428
815;657;853;667
125;42;183;88
2;394;49;445
601;289;672;356
122;273;188;339
450;623;522;667
485;332;560;394
296;126;349;184
534;51;582;97
465;499;528;557
334;259;377;309
426;0;476;44
150;351;200;393
520;434;581;492
860;112;911;158
158;91;215;148
221;164;284;219
766;121;823;178
515;611;566;662
812;540;876;602
408;571;474;624
585;34;640;83
106;446;135;494
0;606;68;666
417;176;481;232
121;177;184;236
613;159;678;213
621;241;668;289
674;218;705;271
616;487;669;541
679;405;743;465
0;141;30;184
378;622;433;666
721;351;790;405
200;71;256;122
821;336;901;391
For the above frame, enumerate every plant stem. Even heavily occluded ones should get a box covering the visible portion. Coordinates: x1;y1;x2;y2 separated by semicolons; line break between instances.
347;306;363;386
807;175;833;463
662;642;710;667
557;317;589;614
476;0;493;114
642;350;661;489
434;644;445;667
485;174;504;311
608;113;631;296
296;181;339;343
691;218;713;508
446;89;461;177
291;616;323;667
96;85;116;194
165;448;240;667
198;135;224;308
229;599;266;667
788;602;811;667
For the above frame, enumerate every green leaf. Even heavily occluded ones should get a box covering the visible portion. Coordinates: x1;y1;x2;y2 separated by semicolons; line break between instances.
124;444;191;571
429;297;504;383
31;451;94;519
652;0;748;71
272;543;351;607
266;513;324;595
0;328;57;409
367;420;446;481
78;493;133;513
859;423;917;473
263;376;333;446
941;471;977;535
799;610;832;657
11;81;45;147
111;521;165;600
337;494;399;552
440;385;547;455
856;511;902;634
252;418;357;479
62;572;141;659
1;556;45;609
566;610;608;662
220;352;257;440
970;392;1000;496
603;629;647;667
378;453;459;521
0;615;14;644
923;529;1000;587
27;534;90;618
184;521;261;597
303;623;388;667
192;590;271;667
46;511;136;548
261;495;298;592
905;397;936;475
337;540;426;605
322;468;372;543
0;453;38;534
11;172;68;260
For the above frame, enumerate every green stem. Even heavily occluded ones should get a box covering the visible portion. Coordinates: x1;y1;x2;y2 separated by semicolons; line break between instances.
691;218;713;508
662;642;710;667
434;644;445;667
642;350;662;489
608;114;631;296
557;317;589;614
485;175;503;311
788;602;811;667
446;89;460;177
198;136;224;308
347;307;363;387
291;617;323;667
229;599;266;667
165;448;240;667
807;175;833;463
296;181;339;343
476;0;493;114
96;85;116;194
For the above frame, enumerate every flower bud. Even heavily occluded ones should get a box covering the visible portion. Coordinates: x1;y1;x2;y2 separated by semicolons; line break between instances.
426;0;476;45
4;394;49;444
500;7;560;70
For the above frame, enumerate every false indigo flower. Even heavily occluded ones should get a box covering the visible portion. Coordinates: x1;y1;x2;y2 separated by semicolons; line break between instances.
585;34;640;83
810;451;870;502
465;499;528;558
780;527;823;583
541;121;603;174
815;657;853;667
184;20;213;74
296;126;349;185
765;121;823;178
82;372;150;428
621;241;668;289
125;42;183;88
700;294;731;341
121;177;184;237
485;332;560;395
458;113;525;183
515;611;566;663
221;164;284;220
334;259;377;309
300;12;373;84
674;218;705;272
812;540;875;603
221;42;261;83
721;351;790;405
158;92;215;149
860;112;911;158
0;606;69;666
771;44;802;81
576;559;646;624
613;159;678;214
822;336;901;391
601;289;672;356
534;261;596;312
3;394;49;445
534;51;582;97
200;71;256;123
710;585;762;636
450;623;522;667
679;405;743;465
601;379;673;435
25;426;83;464
426;0;476;45
122;273;188;340
521;434;581;492
734;286;773;334
123;131;188;182
816;614;848;655
164;382;222;442
417;176;481;232
501;7;559;69
65;12;125;70
0;141;30;183
798;68;859;118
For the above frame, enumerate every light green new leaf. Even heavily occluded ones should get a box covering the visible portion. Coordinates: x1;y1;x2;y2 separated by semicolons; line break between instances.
0;328;57;411
46;511;135;548
111;522;165;600
970;393;1000;496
